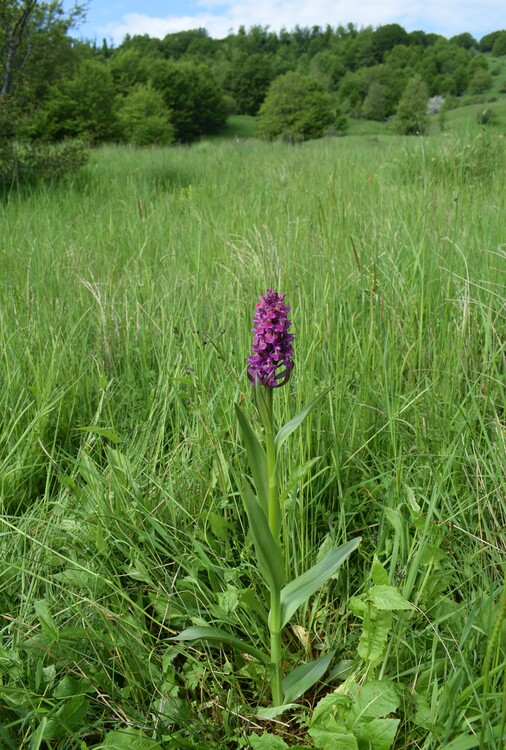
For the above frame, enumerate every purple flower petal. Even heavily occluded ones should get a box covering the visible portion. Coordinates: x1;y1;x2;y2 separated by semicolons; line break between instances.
247;290;294;388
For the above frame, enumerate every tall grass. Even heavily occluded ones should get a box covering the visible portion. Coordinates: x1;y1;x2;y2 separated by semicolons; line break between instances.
1;133;505;748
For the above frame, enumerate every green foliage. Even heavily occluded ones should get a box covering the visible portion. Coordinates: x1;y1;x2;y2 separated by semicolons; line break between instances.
257;71;342;141
0;0;86;137
109;48;152;94
349;557;412;668
309;680;400;749
1;133;505;747
468;68;494;94
226;52;275;115
492;31;506;56
479;30;504;52
0;138;88;192
31;59;118;142
151;59;227;141
450;32;478;49
117;84;175;146
362;80;387;120
371;24;410;62
392;73;429;134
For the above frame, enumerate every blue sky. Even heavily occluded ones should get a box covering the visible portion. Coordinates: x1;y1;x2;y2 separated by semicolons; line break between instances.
70;1;505;45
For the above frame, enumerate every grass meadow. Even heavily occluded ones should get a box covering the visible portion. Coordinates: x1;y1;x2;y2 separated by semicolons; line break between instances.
1;123;506;748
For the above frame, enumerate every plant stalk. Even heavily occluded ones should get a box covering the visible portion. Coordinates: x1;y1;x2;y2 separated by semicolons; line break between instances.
258;384;284;705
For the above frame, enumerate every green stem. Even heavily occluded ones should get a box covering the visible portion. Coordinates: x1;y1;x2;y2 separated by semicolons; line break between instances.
257;383;284;706
270;587;283;706
264;387;280;541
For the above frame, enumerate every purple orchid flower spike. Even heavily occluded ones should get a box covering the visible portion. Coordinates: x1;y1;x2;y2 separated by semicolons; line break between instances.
247;290;294;388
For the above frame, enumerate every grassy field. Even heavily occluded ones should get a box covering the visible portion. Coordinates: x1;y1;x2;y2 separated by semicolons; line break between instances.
1;121;505;749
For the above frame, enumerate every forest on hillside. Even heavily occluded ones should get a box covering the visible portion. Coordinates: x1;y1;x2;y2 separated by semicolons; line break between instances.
1;1;506;151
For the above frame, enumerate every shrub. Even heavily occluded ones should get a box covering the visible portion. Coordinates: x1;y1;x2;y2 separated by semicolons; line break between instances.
0;140;88;193
256;72;342;141
467;69;494;94
117;85;175;146
392;74;429;135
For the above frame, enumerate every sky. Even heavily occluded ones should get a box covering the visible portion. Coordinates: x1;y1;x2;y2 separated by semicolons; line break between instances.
69;1;505;46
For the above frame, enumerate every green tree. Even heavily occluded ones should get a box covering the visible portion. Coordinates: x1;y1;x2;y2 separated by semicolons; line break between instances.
117;84;174;146
226;53;274;114
362;80;386;120
160;28;218;60
393;73;428;134
468;68;493;94
109;48;153;95
450;32;477;49
256;71;343;141
371;23;410;63
492;31;506;56
308;50;346;91
338;64;403;117
479;30;504;52
0;0;85;137
151;60;227;141
32;59;118;142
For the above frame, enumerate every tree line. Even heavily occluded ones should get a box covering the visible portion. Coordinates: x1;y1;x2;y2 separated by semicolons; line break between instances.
1;1;506;155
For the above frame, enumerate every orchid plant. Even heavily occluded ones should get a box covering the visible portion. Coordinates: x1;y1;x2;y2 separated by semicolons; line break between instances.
175;291;360;708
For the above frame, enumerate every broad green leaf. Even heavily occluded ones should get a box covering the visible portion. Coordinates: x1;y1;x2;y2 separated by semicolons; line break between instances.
34;600;58;642
241;480;285;592
311;691;352;726
355;718;400;750
309;721;358;750
170;625;269;664
348;680;399;724
53;676;92;698
235;403;268;514
275;386;332;452
282;650;335;704
280;538;360;628
255;704;300;720
370;556;390;586
43;696;89;739
369;585;413;611
249;732;290;749
356;610;393;665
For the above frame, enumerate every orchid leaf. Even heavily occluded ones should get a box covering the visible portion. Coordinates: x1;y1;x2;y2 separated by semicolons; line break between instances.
171;626;269;664
280;538;361;628
235;403;268;515
255;704;300;720
241;480;285;592
283;649;336;704
275;386;332;452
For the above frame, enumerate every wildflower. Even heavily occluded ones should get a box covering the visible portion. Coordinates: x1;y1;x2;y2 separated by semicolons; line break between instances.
247;290;294;387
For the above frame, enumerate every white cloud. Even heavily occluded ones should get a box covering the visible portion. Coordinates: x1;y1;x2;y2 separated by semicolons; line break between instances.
99;13;229;43
98;0;506;45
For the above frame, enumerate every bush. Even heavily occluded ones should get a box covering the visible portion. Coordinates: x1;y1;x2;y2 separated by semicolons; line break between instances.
0;140;89;193
117;85;175;146
467;69;493;94
392;75;429;135
256;72;343;141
